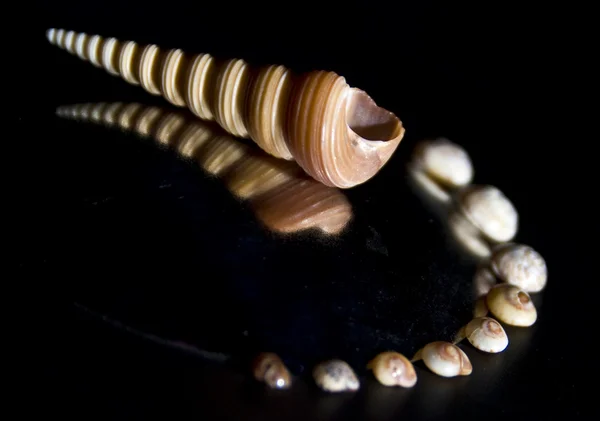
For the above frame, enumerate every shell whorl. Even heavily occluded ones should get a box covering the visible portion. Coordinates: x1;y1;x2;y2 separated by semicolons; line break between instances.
47;28;405;188
56;102;353;235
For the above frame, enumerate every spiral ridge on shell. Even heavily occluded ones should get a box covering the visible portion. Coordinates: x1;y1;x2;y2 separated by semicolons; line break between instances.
47;28;405;188
56;102;353;234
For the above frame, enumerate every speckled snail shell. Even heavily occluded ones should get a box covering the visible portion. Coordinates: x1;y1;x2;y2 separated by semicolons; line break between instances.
47;28;405;188
490;243;548;293
313;359;360;392
412;138;473;188
252;352;292;389
460;317;508;353
367;351;417;387
486;283;537;327
413;341;472;378
56;102;352;234
457;185;518;242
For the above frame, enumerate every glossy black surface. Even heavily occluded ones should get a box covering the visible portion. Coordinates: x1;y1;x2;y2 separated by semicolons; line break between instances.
17;1;590;420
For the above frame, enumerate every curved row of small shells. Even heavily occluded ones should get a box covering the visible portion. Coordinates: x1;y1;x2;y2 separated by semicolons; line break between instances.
56;102;352;235
47;28;406;189
55;107;546;387
408;138;547;368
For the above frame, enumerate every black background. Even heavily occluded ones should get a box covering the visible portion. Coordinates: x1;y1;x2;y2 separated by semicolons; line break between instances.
13;1;593;420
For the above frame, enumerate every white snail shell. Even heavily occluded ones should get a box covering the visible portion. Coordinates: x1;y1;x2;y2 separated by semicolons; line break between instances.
313;359;360;392
367;351;417;387
464;317;508;353
252;352;292;389
486;283;537;327
491;243;548;293
56;102;352;235
416;341;472;378
47;28;405;188
412;138;473;188
457;185;518;242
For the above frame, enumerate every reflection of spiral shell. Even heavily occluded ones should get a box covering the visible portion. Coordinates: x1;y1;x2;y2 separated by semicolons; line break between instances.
56;102;353;235
47;28;405;188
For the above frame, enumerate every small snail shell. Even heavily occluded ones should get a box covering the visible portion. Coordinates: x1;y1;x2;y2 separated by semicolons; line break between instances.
367;351;417;387
473;265;498;297
57;102;352;235
252;352;292;389
457;185;518;242
486;284;537;326
463;317;508;353
413;341;472;378
47;28;405;188
491;243;548;293
313;359;360;392
412;138;473;188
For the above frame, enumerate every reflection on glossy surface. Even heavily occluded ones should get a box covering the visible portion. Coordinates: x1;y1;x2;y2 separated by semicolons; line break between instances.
407;164;452;204
412;368;470;419
407;166;492;260
447;209;492;258
56;102;352;235
358;380;412;421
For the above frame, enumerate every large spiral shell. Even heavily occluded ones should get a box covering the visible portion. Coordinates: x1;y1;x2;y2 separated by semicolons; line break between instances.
47;28;405;188
56;102;353;234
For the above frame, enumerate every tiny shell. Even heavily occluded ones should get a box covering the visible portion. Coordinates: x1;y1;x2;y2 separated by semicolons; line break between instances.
486;284;537;326
313;359;360;392
491;243;548;293
464;317;508;353
416;341;472;377
367;351;417;387
413;138;473;188
458;185;518;242
252;352;292;389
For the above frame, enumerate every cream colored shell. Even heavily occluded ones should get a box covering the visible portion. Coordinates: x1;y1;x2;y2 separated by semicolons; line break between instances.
412;138;473;188
464;317;508;353
313;360;360;392
414;341;472;377
486;284;537;326
458;185;518;242
56;102;353;235
491;243;548;293
47;28;405;188
367;351;417;387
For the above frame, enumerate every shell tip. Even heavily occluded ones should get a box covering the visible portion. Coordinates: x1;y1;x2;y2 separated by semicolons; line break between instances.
46;28;56;44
